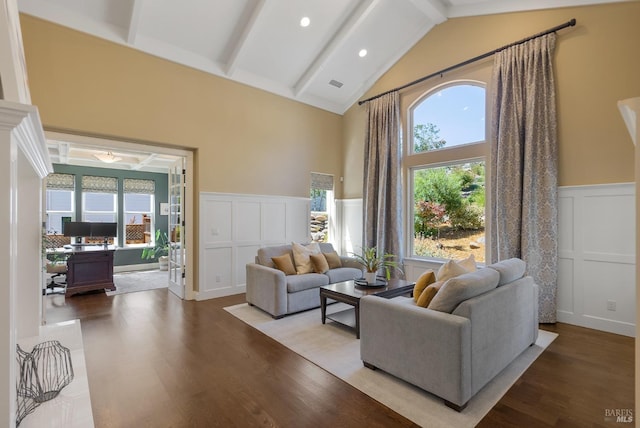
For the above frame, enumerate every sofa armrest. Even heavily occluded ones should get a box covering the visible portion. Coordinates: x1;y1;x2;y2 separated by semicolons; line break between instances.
360;296;472;406
245;263;288;318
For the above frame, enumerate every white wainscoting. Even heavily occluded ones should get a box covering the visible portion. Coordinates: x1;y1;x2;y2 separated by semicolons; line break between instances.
558;183;635;337
197;192;310;300
336;199;363;256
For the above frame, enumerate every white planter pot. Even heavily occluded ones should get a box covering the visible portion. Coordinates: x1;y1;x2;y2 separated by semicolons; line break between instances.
158;256;169;271
364;272;377;285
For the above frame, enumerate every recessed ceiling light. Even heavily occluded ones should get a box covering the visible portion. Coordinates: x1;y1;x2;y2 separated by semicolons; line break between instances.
300;17;310;27
359;49;368;58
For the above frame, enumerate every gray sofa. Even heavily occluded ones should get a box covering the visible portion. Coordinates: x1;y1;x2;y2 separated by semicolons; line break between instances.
360;258;538;411
246;243;362;318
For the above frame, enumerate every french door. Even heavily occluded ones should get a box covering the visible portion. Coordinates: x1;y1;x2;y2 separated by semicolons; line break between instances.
168;158;185;298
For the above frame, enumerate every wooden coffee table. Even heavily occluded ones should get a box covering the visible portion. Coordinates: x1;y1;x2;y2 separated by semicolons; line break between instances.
319;279;415;339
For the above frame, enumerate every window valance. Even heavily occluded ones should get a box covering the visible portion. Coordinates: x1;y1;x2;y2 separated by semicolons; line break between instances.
311;173;334;191
46;173;75;190
82;175;117;194
124;178;155;194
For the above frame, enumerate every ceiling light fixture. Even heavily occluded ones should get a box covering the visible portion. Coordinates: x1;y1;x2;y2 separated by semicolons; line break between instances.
359;49;368;58
300;17;310;27
94;151;122;163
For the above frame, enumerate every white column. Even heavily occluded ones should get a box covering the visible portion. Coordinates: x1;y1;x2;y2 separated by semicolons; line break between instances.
0;101;50;428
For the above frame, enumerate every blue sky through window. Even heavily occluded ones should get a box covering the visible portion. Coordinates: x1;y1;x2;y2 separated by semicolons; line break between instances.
413;84;485;147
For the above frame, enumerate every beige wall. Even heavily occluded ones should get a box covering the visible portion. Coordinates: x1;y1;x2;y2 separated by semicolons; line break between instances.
342;2;640;198
20;14;344;199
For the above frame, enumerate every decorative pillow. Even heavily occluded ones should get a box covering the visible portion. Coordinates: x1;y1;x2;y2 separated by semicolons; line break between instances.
310;253;330;274
416;280;444;307
291;242;321;274
428;268;500;313
457;254;477;272
436;259;468;282
323;251;342;269
271;254;297;275
413;270;436;302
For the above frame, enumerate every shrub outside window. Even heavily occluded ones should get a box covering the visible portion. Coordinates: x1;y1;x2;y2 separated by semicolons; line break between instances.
408;82;487;262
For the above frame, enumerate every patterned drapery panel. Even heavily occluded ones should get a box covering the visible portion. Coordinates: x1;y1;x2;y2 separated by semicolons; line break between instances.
310;173;333;191
489;33;558;323
363;91;403;272
82;175;118;194
124;178;155;194
45;173;75;190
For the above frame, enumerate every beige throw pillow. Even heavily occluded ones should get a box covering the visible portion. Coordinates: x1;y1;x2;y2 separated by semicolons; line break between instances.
291;242;321;274
323;251;342;269
271;254;297;276
310;253;330;274
436;259;468;282
457;254;477;272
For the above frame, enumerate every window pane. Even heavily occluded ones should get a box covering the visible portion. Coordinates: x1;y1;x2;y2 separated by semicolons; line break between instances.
84;192;116;211
412;161;485;262
46;190;73;211
412;85;485;153
124;193;152;212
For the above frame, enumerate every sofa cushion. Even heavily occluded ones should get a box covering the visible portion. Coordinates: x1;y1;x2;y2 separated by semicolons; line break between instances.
413;270;436;303
325;267;362;284
257;245;292;268
272;254;297;275
428;268;500;313
292;242;321;274
323;251;343;269
286;273;329;293
487;258;526;286
416;280;444;307
436;259;469;282
310;253;329;274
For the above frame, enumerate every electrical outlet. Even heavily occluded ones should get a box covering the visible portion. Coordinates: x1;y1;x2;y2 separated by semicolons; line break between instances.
606;300;616;311
215;275;221;283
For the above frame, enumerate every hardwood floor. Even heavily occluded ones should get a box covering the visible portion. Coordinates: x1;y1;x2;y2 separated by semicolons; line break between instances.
45;290;634;428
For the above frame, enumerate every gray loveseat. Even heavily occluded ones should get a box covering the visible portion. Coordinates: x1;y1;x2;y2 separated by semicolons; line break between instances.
246;243;362;318
360;258;538;411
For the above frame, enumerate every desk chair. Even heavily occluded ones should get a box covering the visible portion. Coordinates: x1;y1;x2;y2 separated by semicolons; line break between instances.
45;261;67;294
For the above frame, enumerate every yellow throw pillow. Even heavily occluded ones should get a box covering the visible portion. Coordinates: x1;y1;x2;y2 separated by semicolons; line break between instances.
436;259;469;282
272;254;297;275
323;251;342;269
310;253;330;274
413;270;436;302
416;281;444;307
291;242;321;274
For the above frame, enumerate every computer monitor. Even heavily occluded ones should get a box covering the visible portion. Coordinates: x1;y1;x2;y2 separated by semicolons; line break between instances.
89;222;118;238
62;221;92;238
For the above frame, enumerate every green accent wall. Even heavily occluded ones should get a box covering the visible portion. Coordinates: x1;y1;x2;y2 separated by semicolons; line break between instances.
52;164;168;268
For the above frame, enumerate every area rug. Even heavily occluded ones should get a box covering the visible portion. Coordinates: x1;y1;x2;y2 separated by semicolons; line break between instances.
224;302;557;428
107;270;169;296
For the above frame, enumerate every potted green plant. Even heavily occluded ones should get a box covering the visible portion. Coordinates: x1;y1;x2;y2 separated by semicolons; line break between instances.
351;246;403;284
141;229;170;271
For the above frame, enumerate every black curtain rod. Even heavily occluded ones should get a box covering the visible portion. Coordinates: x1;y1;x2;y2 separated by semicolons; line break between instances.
358;18;576;105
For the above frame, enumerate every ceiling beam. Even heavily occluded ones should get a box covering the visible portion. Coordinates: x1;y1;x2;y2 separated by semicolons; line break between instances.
57;142;70;164
224;0;267;77
407;0;448;24
127;0;144;44
293;0;380;97
131;153;158;171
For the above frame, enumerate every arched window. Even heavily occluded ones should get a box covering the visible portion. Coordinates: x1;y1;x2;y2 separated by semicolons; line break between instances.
407;82;487;262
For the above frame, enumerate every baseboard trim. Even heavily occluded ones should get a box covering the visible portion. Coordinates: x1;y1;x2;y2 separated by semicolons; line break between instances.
196;285;246;301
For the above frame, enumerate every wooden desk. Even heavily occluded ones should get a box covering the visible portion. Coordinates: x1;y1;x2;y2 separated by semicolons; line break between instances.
63;245;116;297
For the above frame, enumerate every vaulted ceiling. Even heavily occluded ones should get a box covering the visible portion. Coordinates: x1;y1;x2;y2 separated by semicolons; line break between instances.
19;0;622;116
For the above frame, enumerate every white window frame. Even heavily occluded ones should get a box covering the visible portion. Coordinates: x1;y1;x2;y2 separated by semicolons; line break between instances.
123;192;155;248
404;80;488;262
45;189;75;234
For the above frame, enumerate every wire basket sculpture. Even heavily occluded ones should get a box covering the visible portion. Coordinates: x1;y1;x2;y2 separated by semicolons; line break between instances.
15;340;74;426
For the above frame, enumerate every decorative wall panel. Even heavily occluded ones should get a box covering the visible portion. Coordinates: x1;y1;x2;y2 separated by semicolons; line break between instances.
197;193;309;300
557;183;635;337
